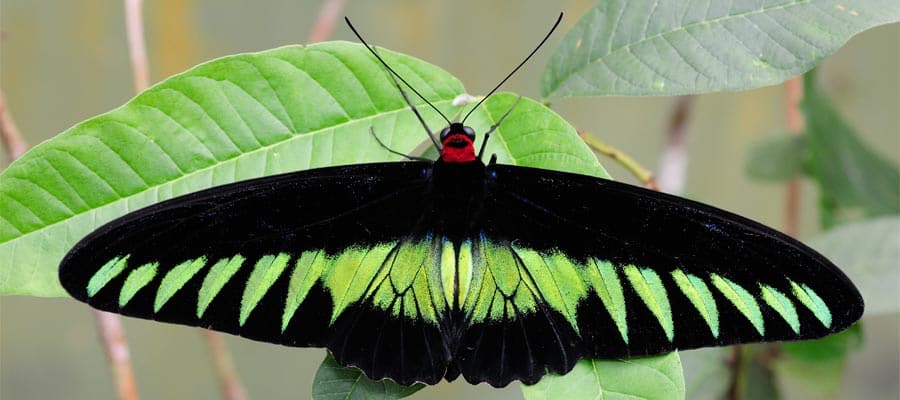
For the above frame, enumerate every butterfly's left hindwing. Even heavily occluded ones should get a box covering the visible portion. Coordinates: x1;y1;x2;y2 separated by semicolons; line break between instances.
59;161;451;385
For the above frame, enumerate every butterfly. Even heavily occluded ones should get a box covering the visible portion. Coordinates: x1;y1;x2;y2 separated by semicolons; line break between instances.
59;13;863;388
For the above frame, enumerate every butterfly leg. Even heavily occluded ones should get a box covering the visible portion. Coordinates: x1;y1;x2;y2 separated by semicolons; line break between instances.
369;126;432;162
477;96;522;160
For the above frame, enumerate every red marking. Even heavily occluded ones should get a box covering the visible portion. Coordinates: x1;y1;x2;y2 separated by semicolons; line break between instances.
440;134;476;163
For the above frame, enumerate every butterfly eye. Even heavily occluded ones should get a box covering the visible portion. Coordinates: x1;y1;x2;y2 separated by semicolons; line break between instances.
439;127;452;140
463;126;476;139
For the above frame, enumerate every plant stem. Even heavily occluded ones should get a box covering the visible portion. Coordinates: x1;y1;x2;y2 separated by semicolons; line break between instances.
0;89;27;163
657;95;695;195
93;310;141;400
203;330;247;400
580;132;660;190
783;76;805;237
125;0;149;92
307;0;348;44
726;345;745;400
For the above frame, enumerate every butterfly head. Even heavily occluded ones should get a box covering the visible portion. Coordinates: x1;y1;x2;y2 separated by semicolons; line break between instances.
439;122;476;163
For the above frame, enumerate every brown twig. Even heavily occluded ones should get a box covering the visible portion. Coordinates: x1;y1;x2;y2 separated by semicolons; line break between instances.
0;89;28;162
579;131;660;190
203;330;247;400
306;0;348;44
656;95;695;195
783;77;805;237
125;0;150;92
726;345;745;400
93;310;141;400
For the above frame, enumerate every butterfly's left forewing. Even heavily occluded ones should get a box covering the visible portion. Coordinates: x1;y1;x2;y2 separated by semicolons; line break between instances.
59;161;450;385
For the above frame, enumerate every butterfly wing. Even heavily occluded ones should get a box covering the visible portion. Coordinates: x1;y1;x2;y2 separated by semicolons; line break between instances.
59;161;450;385
451;164;863;386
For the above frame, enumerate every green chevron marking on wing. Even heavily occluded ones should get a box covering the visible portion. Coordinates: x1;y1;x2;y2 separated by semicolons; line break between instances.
118;262;158;307
87;255;130;297
457;239;474;308
509;245;587;331
240;253;291;326
282;249;328;332
671;269;719;338
711;274;765;335
583;258;628;343
197;255;246;318
440;239;456;308
789;280;832;328
155;256;208;312
760;284;800;334
623;265;674;341
326;243;396;324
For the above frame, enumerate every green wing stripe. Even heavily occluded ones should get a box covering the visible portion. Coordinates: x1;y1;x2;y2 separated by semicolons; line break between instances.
327;244;395;324
456;239;474;308
197;255;246;318
282;250;328;332
711;274;765;335
790;280;832;328
481;240;520;296
511;246;585;331
440;239;456;308
624;265;674;341
584;258;628;344
671;270;719;338
118;262;158;307
87;255;130;297
240;253;291;326
760;284;800;334
154;257;208;312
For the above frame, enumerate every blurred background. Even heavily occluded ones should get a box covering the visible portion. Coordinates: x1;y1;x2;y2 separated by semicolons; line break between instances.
1;0;897;399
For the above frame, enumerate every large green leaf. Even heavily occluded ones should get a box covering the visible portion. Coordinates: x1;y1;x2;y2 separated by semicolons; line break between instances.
802;72;900;227
542;0;900;98
520;353;685;400
745;134;805;182
775;325;862;397
809;216;900;316
312;353;424;400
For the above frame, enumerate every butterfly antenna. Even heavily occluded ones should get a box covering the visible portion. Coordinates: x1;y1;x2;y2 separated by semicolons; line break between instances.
375;47;442;151
461;12;563;124
345;17;452;130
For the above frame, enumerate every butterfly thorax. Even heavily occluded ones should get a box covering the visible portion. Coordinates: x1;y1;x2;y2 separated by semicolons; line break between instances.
427;158;487;243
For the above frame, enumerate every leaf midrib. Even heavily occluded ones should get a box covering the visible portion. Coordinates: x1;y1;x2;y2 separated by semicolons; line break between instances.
0;99;454;246
555;0;815;90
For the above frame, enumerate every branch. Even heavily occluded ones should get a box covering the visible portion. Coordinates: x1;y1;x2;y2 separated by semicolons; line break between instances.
93;310;141;400
656;95;695;195
0;89;28;162
580;132;660;190
125;0;150;92
307;0;348;44
783;76;804;237
203;330;247;400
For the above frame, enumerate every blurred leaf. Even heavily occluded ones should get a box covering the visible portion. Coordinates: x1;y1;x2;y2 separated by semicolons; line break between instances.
681;348;731;400
774;325;863;397
312;353;424;400
0;42;607;297
802;71;900;227
745;134;805;181
739;346;780;400
521;353;685;400
542;0;900;98
809;216;900;316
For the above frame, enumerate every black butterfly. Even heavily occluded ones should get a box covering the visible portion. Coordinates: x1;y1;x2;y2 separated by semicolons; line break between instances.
59;13;863;387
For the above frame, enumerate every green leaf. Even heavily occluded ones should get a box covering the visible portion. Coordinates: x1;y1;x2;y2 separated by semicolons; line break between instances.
521;353;685;400
802;72;900;227
809;216;900;316
745;134;805;181
774;325;862;397
312;353;424;400
541;0;900;98
738;346;780;400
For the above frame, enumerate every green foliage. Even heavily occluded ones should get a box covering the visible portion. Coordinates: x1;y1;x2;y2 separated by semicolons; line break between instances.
774;325;863;397
802;72;900;227
542;0;900;98
745;135;805;181
312;354;425;400
521;353;685;400
810;216;900;316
